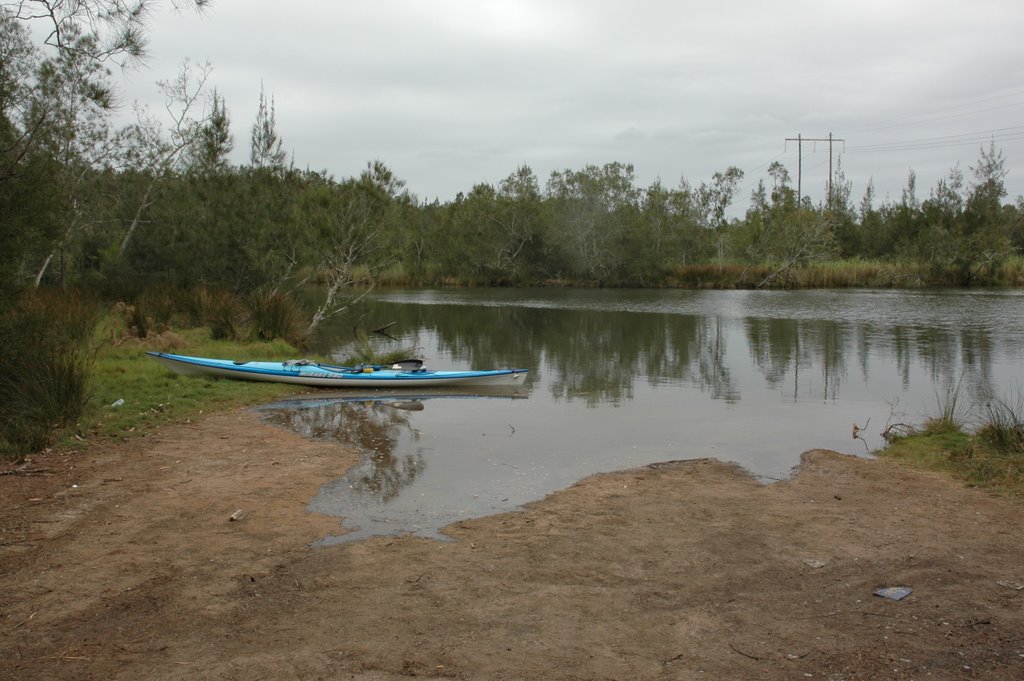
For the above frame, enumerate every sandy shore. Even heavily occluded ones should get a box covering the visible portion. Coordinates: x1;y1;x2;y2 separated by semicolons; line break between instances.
2;407;1023;680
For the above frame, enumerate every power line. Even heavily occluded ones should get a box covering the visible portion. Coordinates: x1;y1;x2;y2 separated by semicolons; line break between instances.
851;124;1024;150
845;89;1024;135
847;126;1024;155
857;102;1024;134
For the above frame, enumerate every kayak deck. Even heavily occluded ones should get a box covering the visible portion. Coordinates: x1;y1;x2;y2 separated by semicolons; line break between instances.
146;352;528;388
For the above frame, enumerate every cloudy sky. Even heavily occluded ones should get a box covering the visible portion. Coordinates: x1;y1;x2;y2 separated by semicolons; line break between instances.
117;0;1024;209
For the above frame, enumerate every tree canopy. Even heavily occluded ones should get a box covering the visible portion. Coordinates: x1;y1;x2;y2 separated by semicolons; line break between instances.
3;2;1023;304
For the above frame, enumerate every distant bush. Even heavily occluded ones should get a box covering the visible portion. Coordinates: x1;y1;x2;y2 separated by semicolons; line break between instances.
994;256;1024;287
0;290;99;458
667;263;767;289
378;262;416;287
793;260;924;288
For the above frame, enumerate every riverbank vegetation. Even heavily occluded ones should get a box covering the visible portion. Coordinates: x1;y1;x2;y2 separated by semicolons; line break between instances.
3;5;1024;459
0;284;422;459
0;289;302;459
881;389;1024;498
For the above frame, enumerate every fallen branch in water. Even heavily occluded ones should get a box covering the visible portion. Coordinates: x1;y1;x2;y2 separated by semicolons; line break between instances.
881;398;917;444
852;418;871;453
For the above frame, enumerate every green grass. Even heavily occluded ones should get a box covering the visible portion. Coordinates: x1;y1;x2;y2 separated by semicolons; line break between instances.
63;321;418;452
66;328;307;449
880;415;1024;499
879;425;971;474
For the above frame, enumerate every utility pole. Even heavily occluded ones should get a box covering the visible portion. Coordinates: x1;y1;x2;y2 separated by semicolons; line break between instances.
785;132;845;207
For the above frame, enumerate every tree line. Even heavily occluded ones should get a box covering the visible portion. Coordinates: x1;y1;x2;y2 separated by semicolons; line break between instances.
4;4;1024;316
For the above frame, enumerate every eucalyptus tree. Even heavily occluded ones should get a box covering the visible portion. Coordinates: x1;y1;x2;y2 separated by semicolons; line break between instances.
692;166;744;230
736;162;794;265
688;165;743;268
437;166;546;283
439;182;500;281
399;198;442;281
737;179;770;263
737;161;838;286
630;179;702;284
545;162;639;283
302;161;406;335
754;211;836;288
492;165;544;281
117;59;214;256
628;180;674;284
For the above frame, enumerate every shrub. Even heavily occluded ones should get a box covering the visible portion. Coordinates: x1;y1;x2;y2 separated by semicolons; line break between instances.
192;287;243;340
247;289;306;344
138;288;180;330
112;301;149;339
0;290;99;458
976;390;1024;453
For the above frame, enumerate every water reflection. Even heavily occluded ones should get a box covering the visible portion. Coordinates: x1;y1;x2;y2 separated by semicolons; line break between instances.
257;392;529;542
315;289;1024;408
272;288;1024;543
260;395;428;502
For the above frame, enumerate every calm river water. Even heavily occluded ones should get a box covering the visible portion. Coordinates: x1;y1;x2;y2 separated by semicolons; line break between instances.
257;288;1024;543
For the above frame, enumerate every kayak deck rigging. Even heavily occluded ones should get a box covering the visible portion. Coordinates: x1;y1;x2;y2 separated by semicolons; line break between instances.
147;352;527;388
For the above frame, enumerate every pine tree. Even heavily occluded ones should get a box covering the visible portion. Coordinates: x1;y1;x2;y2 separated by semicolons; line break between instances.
250;82;286;170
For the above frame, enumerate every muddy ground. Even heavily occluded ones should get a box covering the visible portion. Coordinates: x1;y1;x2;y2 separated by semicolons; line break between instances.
1;407;1023;680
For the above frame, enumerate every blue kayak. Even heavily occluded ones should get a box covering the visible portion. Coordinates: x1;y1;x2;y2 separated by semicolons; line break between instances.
146;352;527;388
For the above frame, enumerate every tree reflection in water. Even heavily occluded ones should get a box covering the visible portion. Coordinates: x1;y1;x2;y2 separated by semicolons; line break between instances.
259;396;426;502
284;289;1024;543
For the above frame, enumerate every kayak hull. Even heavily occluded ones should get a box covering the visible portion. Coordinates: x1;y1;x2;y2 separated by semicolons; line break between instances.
146;352;528;388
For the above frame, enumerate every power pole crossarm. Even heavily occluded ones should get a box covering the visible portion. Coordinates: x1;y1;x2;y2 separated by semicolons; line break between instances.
785;133;845;207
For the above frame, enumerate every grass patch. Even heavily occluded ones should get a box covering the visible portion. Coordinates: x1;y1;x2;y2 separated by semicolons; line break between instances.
65;322;418;452
879;390;1024;498
67;328;307;449
878;427;972;475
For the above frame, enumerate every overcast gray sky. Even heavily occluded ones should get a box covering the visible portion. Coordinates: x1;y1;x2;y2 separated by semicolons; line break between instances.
121;0;1024;209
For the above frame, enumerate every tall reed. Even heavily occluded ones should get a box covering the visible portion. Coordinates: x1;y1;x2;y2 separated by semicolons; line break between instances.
926;374;972;434
976;389;1024;453
246;289;307;344
0;290;99;458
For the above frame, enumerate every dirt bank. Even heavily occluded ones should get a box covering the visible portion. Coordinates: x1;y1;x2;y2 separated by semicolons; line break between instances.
2;407;1023;680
